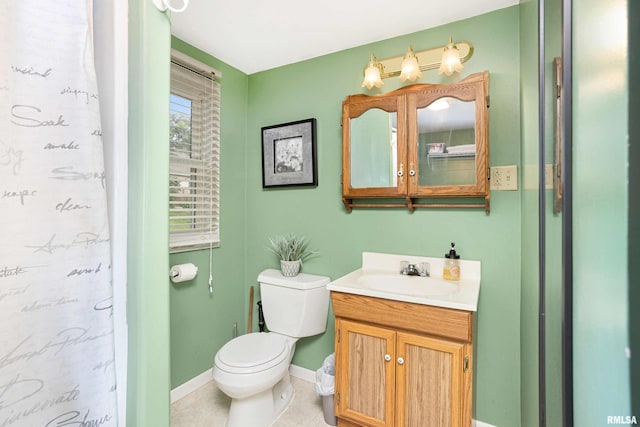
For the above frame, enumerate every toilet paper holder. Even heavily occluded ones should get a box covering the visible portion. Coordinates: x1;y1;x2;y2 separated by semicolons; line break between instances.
170;263;198;283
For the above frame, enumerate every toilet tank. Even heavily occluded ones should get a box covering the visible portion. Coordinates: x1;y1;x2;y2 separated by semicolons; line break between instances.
257;269;330;338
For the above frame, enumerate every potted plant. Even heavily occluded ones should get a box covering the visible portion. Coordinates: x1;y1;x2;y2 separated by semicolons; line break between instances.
268;233;316;277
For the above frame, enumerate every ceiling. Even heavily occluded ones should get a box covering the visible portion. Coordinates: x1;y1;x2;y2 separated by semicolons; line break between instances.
170;0;518;75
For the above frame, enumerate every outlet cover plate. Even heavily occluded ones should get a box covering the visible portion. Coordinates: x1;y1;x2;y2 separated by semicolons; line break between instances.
490;165;518;190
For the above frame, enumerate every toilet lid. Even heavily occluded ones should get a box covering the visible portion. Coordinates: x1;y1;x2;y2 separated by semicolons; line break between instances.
216;333;288;373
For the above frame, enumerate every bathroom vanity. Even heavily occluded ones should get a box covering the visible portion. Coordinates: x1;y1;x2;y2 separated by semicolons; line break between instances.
327;252;480;427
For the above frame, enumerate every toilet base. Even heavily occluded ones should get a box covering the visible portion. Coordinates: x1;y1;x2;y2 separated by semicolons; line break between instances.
226;373;294;427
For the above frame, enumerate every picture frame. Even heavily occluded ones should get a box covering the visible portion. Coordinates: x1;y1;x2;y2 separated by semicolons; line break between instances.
261;118;317;188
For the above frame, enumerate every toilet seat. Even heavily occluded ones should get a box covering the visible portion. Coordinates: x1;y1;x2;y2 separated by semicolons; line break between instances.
215;333;289;374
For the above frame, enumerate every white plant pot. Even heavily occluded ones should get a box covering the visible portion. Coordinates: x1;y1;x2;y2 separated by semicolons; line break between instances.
280;260;301;277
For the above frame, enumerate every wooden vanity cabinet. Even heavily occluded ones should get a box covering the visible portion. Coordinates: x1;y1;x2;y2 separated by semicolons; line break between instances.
332;292;473;427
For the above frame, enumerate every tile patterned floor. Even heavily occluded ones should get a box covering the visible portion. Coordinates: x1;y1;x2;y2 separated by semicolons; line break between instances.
171;376;334;427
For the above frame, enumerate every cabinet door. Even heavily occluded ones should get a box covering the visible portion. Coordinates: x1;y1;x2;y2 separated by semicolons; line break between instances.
342;92;408;198
395;332;466;427
336;319;396;427
406;72;489;198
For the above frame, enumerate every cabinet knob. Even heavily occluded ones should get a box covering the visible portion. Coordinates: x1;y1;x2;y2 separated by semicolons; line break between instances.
397;357;404;365
384;354;391;362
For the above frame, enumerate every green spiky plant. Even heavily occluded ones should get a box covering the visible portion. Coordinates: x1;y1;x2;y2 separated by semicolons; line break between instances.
267;233;316;263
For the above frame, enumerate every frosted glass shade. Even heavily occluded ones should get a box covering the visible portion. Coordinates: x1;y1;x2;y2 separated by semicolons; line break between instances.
438;41;463;76
361;55;383;89
399;46;422;82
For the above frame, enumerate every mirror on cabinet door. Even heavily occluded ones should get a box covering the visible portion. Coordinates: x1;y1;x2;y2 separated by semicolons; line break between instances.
342;91;407;201
416;97;477;187
350;109;398;189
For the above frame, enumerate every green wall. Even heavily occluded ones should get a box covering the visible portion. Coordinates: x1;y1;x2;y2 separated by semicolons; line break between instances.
573;0;630;424
169;38;250;388
246;7;522;427
128;1;171;425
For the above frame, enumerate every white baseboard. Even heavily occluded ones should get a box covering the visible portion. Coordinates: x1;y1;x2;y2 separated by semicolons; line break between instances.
172;365;498;427
170;364;313;403
171;368;213;403
289;364;316;383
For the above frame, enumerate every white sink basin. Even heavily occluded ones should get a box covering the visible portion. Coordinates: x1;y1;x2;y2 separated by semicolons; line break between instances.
327;252;481;311
358;273;459;298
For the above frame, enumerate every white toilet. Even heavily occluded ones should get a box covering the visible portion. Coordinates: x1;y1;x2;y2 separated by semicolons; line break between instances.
212;269;330;427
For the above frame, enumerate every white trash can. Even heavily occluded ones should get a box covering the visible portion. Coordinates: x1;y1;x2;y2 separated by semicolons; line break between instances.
315;353;337;426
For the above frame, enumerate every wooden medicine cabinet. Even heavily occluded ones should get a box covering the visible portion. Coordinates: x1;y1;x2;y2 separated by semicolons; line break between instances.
342;71;490;212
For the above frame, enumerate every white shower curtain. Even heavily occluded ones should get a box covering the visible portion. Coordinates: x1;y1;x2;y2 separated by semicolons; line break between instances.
0;1;118;425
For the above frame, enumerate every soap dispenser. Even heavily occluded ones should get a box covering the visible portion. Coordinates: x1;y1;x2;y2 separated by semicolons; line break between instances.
443;242;461;281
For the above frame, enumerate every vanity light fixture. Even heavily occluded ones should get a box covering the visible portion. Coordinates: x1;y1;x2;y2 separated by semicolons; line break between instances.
361;54;384;89
399;45;422;82
361;37;473;89
438;37;464;76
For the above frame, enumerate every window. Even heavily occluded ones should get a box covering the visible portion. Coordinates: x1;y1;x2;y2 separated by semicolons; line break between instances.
169;51;221;252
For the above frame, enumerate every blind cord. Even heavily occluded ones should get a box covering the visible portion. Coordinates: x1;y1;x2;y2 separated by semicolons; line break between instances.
208;73;215;295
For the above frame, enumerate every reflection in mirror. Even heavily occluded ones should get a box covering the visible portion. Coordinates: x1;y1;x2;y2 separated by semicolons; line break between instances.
350;109;398;188
417;98;476;186
553;57;563;214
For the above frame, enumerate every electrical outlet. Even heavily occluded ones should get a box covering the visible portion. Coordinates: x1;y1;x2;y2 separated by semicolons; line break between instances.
490;165;518;190
545;164;554;189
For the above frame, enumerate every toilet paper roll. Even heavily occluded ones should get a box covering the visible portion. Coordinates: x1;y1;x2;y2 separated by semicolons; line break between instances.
170;263;198;283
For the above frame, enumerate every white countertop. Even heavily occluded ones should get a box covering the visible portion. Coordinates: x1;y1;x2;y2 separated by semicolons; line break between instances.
327;252;481;311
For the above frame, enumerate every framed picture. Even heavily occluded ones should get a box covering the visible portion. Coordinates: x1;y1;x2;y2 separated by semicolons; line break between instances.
261;118;317;188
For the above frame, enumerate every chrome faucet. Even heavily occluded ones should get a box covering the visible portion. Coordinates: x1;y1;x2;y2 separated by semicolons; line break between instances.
401;261;430;277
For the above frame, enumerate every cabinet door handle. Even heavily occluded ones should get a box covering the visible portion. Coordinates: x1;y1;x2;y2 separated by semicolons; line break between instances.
397;357;404;365
384;354;391;362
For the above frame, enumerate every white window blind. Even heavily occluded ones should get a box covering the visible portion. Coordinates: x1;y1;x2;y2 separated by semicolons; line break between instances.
169;55;221;252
